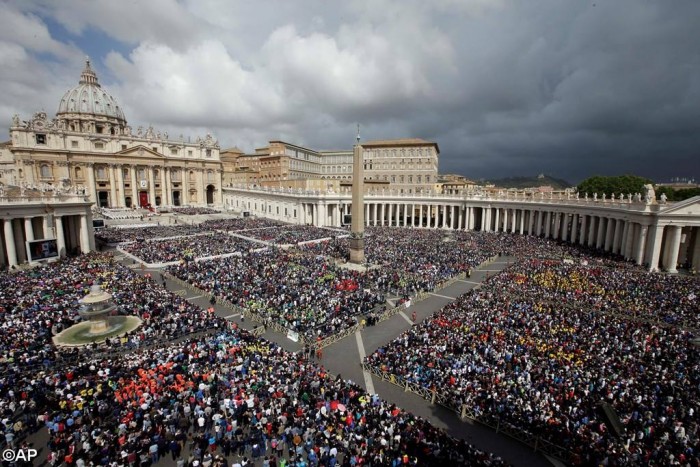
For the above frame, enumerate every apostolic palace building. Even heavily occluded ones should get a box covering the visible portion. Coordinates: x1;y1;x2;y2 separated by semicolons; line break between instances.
1;60;699;272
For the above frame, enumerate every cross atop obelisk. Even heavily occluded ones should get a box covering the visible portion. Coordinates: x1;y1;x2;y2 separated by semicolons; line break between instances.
349;124;365;264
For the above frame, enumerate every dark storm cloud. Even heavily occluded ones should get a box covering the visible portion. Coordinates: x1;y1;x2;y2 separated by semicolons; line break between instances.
2;0;698;183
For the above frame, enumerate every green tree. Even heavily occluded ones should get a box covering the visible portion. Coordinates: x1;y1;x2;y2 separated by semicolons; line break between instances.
577;175;653;197
656;186;700;201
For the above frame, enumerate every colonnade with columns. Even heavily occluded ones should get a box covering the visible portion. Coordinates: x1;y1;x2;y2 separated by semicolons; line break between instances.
55;161;223;209
223;188;700;273
0;204;94;268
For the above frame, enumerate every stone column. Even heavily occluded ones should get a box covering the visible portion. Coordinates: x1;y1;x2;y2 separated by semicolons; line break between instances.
612;219;623;254
494;208;501;232
519;209;525;235
690;227;700;272
380;203;386;226
579;215;588;245
561;214;569;242
55;215;66;258
587;216;597;247
533;211;541;236
12;219;25;263
3;218;17;267
109;164;118;208
86;163;97;204
664;225;683;273
568;214;577;244
511;209;517;233
79;214;90;254
182;169;190;206
217;170;224;205
502;209;509;233
115;165;124;208
596;217;606;249
645;224;664;271
457;206;463;230
24;217;34;243
604;218;615;251
527;210;535;235
625;223;637;260
130;165;138;207
42;217;49;240
619;221;629;257
318;201;325;227
365;203;370;227
148;167;156;206
634;225;648;265
160;167;168;206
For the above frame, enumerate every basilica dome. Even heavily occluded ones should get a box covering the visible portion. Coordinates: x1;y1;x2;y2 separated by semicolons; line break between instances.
56;59;127;131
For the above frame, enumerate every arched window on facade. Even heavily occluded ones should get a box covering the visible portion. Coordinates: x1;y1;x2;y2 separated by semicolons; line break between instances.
75;167;82;179
40;164;51;178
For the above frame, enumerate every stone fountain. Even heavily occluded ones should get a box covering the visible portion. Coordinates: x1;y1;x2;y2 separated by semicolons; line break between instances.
52;284;142;347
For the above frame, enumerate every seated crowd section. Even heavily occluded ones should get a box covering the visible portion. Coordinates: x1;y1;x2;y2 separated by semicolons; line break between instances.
365;252;700;466
0;251;507;467
2;214;698;467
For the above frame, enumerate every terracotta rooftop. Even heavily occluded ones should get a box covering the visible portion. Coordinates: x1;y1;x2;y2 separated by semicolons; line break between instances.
361;138;439;152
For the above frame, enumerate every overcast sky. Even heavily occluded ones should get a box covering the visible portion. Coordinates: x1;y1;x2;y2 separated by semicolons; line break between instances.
1;0;698;183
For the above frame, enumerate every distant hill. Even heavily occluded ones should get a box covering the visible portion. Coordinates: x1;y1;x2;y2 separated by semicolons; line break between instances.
484;174;572;189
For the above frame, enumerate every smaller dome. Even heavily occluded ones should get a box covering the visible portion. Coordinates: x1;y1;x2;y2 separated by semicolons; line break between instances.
57;58;127;125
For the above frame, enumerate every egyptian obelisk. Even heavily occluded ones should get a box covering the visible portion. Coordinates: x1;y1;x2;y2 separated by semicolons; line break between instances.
349;125;365;264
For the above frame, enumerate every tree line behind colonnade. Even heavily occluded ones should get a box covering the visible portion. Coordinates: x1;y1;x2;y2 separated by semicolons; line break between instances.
577;174;700;201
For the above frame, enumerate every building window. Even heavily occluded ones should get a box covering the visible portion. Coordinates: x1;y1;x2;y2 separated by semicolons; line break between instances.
96;166;106;179
71;140;79;148
188;150;193;157
121;144;127;151
171;148;177;155
138;169;146;180
207;171;214;182
36;134;46;145
206;149;212;158
123;168;129;178
40;164;51;178
75;167;82;179
94;142;104;149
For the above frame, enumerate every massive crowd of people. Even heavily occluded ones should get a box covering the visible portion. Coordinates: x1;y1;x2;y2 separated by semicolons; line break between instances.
166;249;385;340
7;328;508;467
200;218;287;232
121;234;262;264
0;251;508;467
172;207;221;215
96;225;214;244
241;226;346;245
0;253;225;372
365;256;700;466
4;214;699;466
